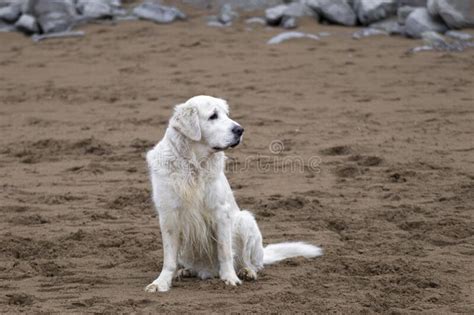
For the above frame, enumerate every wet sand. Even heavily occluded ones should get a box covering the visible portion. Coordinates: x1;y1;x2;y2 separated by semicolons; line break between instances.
1;12;473;313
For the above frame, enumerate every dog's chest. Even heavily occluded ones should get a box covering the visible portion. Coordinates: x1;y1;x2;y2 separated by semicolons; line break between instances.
175;198;217;263
176;194;213;221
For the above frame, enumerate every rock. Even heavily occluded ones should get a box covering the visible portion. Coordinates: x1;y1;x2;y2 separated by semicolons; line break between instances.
245;17;266;25
113;12;129;21
266;2;313;27
32;30;85;42
1;0;29;14
397;6;416;25
408;30;474;53
0;2;21;23
404;7;447;38
284;1;315;18
184;0;282;11
76;0;120;19
29;0;77;33
265;4;287;25
445;30;472;41
267;31;320;44
217;3;237;25
111;6;127;18
463;42;474;48
207;19;225;27
370;17;403;34
398;0;427;6
189;0;284;11
427;0;474;29
281;16;297;29
352;27;387;39
15;14;39;34
422;30;447;45
407;45;433;53
133;2;186;24
353;0;397;25
306;0;356;26
0;18;16;32
206;5;238;28
421;30;463;51
0;0;20;8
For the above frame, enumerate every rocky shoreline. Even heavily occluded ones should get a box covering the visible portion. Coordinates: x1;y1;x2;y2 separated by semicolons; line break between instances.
1;0;473;51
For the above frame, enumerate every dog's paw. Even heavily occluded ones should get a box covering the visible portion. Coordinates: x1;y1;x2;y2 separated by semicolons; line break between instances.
144;283;159;293
221;273;242;286
238;267;257;281
144;281;170;293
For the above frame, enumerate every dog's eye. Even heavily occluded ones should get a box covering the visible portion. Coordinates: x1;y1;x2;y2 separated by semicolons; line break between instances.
209;113;218;120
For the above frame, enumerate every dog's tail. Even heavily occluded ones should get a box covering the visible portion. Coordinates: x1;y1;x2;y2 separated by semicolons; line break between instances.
263;242;323;265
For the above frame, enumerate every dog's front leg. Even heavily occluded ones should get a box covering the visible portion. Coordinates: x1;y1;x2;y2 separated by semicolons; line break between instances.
216;210;241;286
145;218;179;292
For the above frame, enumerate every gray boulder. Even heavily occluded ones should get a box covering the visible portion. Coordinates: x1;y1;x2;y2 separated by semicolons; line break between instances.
398;0;426;6
421;30;464;51
207;19;225;27
267;31;320;44
284;1;315;18
281;16;297;29
265;2;313;27
217;3;237;24
133;2;186;24
183;0;282;11
15;13;39;34
32;30;85;42
265;4;287;25
76;0;122;19
306;0;356;26
405;7;447;38
353;0;397;25
29;0;77;33
0;19;15;31
407;45;433;53
370;17;403;34
398;6;416;25
0;2;21;23
445;30;472;41
206;3;238;27
245;16;266;25
0;0;20;7
427;0;474;29
352;27;387;39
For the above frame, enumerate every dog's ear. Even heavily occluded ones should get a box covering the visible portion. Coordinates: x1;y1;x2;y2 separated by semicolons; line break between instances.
170;103;201;141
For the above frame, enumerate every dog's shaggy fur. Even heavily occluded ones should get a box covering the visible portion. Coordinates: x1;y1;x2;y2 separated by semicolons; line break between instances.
145;95;322;292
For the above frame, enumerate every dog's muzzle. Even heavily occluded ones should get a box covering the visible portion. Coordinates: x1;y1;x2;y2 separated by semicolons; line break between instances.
232;125;244;137
230;138;241;148
230;125;244;148
213;126;244;151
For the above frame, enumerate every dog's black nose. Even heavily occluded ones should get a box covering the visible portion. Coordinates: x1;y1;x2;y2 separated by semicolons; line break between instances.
232;125;244;136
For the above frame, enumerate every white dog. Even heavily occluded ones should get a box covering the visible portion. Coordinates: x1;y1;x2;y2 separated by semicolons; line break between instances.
145;95;322;292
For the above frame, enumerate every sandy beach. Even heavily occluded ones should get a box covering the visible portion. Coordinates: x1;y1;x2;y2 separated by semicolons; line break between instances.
1;10;473;313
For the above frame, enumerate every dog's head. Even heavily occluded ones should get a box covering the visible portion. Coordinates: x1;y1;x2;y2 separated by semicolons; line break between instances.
170;95;244;151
